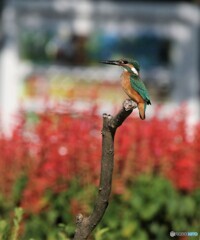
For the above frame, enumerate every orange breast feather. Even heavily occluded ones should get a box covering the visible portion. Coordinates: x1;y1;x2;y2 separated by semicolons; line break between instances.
121;72;145;104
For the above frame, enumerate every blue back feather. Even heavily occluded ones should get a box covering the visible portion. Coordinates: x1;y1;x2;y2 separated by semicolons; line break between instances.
130;75;151;104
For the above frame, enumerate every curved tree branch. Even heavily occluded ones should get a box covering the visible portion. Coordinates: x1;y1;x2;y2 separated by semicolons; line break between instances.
73;99;137;240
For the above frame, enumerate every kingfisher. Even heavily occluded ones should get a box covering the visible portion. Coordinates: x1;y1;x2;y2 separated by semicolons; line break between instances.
100;59;151;120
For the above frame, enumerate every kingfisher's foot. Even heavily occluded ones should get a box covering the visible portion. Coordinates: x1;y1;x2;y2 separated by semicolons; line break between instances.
123;99;137;111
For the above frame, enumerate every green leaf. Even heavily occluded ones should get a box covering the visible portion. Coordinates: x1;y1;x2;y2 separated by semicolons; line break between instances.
11;208;24;240
135;229;148;240
121;222;137;238
140;204;160;220
94;227;109;240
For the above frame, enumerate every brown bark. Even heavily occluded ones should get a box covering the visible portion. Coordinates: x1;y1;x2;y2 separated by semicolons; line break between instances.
73;100;137;240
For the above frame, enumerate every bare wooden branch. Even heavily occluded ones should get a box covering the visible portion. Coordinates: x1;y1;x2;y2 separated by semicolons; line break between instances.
73;100;137;240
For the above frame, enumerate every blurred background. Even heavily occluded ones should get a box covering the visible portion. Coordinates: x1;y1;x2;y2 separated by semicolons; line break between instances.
0;0;200;240
0;0;199;132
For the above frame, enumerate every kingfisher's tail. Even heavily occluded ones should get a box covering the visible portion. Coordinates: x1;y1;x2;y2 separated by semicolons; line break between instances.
138;102;146;120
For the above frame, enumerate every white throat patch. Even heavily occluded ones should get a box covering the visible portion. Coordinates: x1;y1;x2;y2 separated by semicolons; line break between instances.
131;67;139;75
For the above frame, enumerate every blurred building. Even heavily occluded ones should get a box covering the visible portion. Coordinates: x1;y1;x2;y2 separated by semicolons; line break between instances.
0;0;199;133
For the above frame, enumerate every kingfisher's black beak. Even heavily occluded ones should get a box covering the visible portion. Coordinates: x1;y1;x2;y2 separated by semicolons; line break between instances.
100;60;121;65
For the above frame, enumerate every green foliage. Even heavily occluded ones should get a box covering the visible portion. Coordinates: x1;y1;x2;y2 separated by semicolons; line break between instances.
11;208;23;240
0;208;23;240
94;227;109;240
0;219;9;240
97;174;200;240
12;175;28;206
0;175;199;239
21;180;96;240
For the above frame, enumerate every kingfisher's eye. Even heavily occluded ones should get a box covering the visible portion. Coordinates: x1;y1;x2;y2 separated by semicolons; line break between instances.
123;60;128;64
